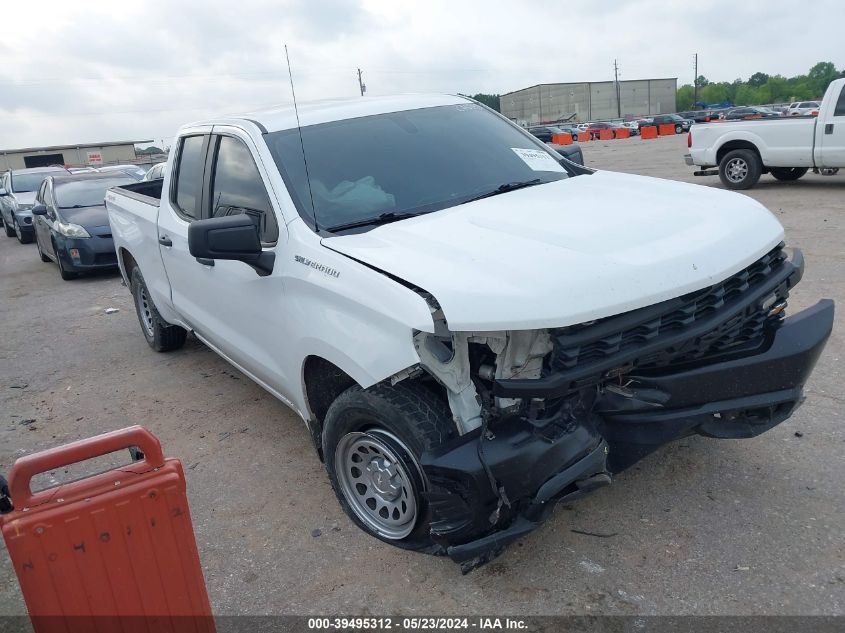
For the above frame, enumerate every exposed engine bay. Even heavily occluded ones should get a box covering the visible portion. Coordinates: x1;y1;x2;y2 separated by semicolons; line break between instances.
399;245;833;572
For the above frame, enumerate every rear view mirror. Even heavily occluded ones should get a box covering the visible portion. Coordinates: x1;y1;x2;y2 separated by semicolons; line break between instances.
188;214;275;275
31;204;48;216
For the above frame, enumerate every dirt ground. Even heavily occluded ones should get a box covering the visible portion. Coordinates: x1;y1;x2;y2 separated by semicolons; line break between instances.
1;134;842;616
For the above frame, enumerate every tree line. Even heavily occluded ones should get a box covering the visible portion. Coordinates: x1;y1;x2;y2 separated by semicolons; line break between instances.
675;61;842;109
466;61;843;115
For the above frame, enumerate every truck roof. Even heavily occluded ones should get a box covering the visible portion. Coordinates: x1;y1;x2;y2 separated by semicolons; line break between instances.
188;93;470;134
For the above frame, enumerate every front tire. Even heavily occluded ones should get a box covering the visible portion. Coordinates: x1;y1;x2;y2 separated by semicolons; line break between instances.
719;149;762;190
323;381;455;552
14;219;32;244
36;238;51;262
770;167;808;182
130;266;187;352
4;218;14;237
675;124;683;134
53;242;77;280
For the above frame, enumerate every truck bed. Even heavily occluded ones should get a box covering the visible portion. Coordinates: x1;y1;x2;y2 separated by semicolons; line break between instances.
112;179;163;205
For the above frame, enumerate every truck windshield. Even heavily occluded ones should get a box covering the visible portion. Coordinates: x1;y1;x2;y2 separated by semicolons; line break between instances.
55;177;136;208
264;103;570;232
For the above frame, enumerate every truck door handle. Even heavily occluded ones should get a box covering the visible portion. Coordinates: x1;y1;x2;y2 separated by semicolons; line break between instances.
158;236;172;247
825;123;834;135
195;257;215;266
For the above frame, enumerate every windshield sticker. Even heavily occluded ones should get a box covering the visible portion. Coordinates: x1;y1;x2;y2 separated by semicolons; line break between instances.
511;148;566;172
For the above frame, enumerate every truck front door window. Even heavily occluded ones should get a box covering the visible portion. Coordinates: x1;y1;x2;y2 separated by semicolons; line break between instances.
209;136;278;243
173;135;206;220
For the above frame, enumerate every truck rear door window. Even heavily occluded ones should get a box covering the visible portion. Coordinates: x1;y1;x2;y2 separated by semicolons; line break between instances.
834;87;845;117
208;136;278;243
173;135;206;219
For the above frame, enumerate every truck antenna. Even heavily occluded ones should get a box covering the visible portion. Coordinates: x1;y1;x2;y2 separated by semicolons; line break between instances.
285;45;319;231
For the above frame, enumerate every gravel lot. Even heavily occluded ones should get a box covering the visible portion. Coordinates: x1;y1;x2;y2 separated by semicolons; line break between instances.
1;134;842;617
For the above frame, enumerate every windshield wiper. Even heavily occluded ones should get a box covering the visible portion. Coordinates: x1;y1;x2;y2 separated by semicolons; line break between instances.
461;178;543;205
326;211;422;233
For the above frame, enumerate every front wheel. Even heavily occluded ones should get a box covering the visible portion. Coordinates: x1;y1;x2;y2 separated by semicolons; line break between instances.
719;149;762;190
675;124;683;134
3;217;14;237
130;266;187;352
770;167;808;182
14;219;32;244
323;381;455;552
36;237;51;262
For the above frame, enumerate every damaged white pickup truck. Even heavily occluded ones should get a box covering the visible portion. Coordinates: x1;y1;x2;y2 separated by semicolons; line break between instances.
106;94;834;571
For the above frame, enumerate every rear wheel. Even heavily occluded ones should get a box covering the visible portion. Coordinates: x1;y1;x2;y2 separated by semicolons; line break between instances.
130;266;187;351
719;149;762;190
770;167;808;181
323;381;455;552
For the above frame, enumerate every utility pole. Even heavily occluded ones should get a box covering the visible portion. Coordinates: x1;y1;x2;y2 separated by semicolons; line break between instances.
357;68;366;97
693;53;699;106
613;59;621;118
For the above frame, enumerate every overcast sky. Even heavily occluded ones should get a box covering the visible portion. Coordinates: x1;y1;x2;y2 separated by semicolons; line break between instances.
1;0;841;149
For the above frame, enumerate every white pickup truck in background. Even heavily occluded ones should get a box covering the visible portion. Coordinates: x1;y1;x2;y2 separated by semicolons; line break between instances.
686;78;845;189
106;94;833;571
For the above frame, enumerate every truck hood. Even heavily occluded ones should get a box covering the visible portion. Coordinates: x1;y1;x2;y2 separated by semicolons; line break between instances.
322;170;785;331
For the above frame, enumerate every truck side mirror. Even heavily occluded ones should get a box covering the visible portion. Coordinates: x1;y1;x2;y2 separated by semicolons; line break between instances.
188;214;275;275
31;204;48;216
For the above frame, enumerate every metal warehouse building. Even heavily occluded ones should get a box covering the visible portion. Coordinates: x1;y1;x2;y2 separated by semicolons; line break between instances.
0;140;152;171
500;78;678;124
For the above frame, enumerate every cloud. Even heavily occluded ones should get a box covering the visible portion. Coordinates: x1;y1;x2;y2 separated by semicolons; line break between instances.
0;0;841;149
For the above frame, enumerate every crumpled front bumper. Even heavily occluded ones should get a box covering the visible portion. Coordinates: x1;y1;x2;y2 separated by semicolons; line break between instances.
421;298;834;572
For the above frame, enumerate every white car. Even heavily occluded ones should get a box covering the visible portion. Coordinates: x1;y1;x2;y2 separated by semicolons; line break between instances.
106;93;833;570
786;101;820;116
686;78;845;189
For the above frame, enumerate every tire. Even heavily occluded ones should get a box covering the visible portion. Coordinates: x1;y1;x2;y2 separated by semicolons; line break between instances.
323;381;456;553
3;217;14;237
572;134;578;143
675;124;683;134
770;167;808;182
55;247;77;280
130;266;187;351
36;238;51;262
14;219;32;244
719;149;762;190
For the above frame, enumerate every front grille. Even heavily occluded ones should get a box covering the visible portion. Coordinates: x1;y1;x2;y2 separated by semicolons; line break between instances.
549;245;789;377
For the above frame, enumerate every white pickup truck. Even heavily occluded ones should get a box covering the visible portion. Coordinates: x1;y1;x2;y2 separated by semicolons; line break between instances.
106;94;833;571
686;78;845;189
